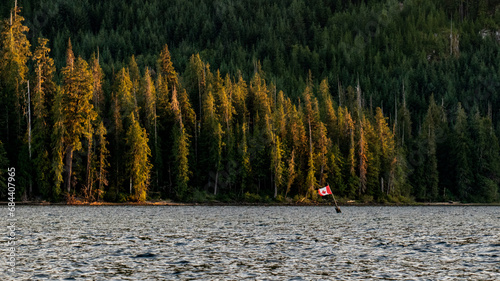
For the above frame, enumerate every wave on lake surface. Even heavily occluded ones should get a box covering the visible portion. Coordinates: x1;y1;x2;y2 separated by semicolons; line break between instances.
1;206;499;280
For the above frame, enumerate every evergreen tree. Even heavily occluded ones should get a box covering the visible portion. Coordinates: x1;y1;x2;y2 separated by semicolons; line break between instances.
472;113;500;202
51;86;65;199
95;121;109;201
171;87;191;199
302;85;318;198
158;44;178;91
271;134;285;198
202;92;223;195
396;89;412;148
452;103;473;201
316;121;330;188
356;84;368;197
375;107;397;196
58;41;96;196
415;95;441;201
285;149;297;198
129;55;141;118
0;4;31;199
358;118;369;196
110;68;136;196
184;53;206;121
0;4;31;158
239;122;252;195
90;52;105;114
32;37;56;198
125;113;152;202
141;68;161;191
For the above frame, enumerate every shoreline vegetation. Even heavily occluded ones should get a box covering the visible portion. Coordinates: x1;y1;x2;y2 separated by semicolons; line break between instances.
4;201;500;208
4;199;500;207
1;1;500;205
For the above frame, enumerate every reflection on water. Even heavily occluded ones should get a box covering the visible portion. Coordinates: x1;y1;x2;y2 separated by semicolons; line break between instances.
1;206;499;280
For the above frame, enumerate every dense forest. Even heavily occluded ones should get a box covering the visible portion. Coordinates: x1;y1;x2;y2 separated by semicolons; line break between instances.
1;0;500;203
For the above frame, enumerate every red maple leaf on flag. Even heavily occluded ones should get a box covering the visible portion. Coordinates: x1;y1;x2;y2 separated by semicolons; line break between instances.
318;185;332;196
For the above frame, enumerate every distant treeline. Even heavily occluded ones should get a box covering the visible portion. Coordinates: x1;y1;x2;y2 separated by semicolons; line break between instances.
0;0;499;203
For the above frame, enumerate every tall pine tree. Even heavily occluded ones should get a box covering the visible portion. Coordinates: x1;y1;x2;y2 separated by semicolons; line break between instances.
58;40;96;195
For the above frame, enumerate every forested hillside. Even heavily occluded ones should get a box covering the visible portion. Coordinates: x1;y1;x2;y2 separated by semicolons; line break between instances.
1;0;500;203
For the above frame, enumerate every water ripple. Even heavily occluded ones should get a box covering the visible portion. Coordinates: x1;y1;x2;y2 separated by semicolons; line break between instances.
1;206;499;280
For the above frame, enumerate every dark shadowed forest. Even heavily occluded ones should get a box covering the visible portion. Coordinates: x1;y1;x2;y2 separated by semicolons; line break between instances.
1;0;500;203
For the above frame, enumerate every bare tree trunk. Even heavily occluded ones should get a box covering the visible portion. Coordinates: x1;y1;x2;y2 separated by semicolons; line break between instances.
65;146;74;193
27;80;32;198
194;119;198;162
86;123;93;200
214;170;219;195
381;177;384;194
274;178;277;198
98;164;102;202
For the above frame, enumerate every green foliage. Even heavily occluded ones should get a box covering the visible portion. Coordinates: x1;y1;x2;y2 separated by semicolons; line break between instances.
32;37;56;198
95;121;109;201
125;113;152;202
172;124;190;200
1;1;500;203
51;86;65;200
453;103;473;200
244;192;262;203
59;47;96;194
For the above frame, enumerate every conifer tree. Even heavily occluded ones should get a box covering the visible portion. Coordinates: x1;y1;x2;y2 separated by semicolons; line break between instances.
271;134;285;198
363;114;382;197
90;52;105;114
239;122;252;195
0;4;31;158
110;68;137;195
453;103;472;200
114;68;136;121
285;149;297;198
0;4;31;199
172;123;190;199
328;144;344;195
471;113;500;202
58;40;96;195
51;86;65;199
316;121;330;187
154;73;173;192
286;103;307;196
355;84;368;197
202;92;223;195
171;87;191;199
129;55;141;117
415;95;441;201
358;120;368;196
345;109;358;197
375;107;397;195
141;68;161;191
95;121;109;201
396;88;412;148
184;53;206;120
32;37;56;197
274;91;287;141
158;44;178;90
126;113;152;202
302;85;318;198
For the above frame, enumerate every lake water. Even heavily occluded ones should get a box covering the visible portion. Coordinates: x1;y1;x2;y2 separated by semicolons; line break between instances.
1;206;499;280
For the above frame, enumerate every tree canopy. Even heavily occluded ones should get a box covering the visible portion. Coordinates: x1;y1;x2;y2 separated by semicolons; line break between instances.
0;0;499;203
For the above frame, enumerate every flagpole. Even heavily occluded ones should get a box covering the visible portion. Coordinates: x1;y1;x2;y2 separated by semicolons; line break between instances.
328;183;341;213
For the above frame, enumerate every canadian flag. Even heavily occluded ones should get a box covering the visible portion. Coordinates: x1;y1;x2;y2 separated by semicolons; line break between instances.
318;185;332;196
